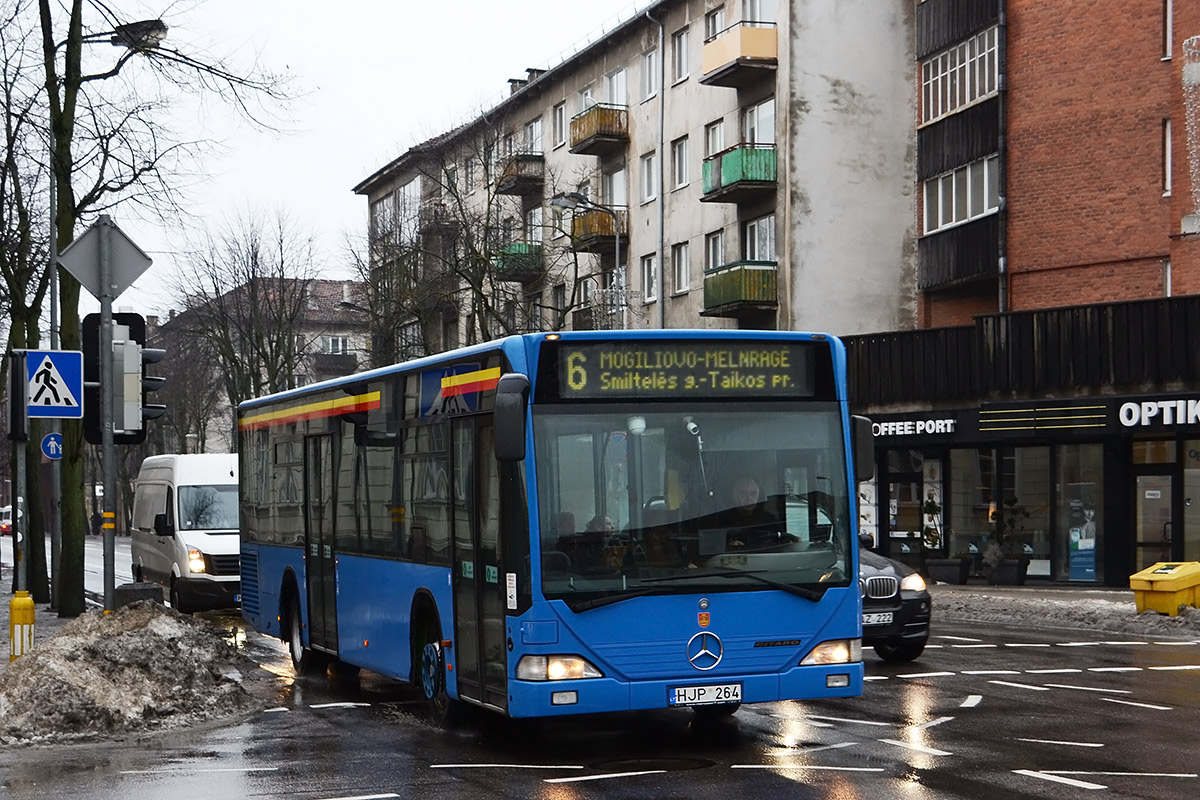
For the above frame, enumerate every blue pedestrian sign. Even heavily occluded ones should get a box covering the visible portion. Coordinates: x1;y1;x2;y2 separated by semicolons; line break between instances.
26;350;84;419
41;432;64;460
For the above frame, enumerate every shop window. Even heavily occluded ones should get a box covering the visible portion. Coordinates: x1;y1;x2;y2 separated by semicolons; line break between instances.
1057;443;1104;582
1133;440;1176;464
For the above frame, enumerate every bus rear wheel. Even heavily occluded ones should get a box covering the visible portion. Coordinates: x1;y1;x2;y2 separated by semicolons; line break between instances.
286;594;326;675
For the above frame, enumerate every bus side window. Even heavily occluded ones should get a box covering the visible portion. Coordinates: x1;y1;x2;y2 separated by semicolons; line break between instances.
411;525;427;562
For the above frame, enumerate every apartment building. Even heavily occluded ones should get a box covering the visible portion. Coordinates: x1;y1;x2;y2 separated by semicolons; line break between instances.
857;0;1200;587
353;0;916;355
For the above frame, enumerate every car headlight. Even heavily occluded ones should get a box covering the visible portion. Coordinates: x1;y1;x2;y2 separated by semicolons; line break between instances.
187;548;207;574
516;655;603;681
900;573;927;592
801;638;862;665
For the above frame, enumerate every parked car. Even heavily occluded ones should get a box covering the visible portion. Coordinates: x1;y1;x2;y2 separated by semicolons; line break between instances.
859;536;932;662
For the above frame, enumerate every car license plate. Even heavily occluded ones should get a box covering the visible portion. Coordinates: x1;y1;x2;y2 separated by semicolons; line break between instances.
863;611;893;625
233;594;240;603
670;682;742;706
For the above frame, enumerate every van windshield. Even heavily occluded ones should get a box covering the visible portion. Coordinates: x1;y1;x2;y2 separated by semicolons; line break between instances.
178;485;239;531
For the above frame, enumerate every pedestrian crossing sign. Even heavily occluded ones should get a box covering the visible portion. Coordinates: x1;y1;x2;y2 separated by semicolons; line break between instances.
26;350;84;419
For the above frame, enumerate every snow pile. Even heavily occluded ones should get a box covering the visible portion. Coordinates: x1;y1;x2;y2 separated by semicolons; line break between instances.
0;601;279;745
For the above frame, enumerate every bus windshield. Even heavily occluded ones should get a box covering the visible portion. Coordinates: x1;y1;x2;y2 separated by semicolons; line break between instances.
533;402;852;609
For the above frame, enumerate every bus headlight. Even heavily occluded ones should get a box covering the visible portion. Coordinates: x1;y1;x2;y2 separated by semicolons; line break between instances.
516;655;603;681
900;573;928;592
187;549;207;574
800;639;862;665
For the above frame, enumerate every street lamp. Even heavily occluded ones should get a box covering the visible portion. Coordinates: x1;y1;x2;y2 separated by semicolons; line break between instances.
549;192;626;330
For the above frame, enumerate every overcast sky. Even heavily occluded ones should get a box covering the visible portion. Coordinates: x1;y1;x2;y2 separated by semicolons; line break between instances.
97;0;647;317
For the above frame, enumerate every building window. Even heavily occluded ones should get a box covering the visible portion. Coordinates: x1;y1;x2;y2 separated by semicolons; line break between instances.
641;254;658;301
463;157;476;193
602;165;627;206
578;84;595;113
671;136;689;188
552;102;566;146
525;292;544;332
705;119;725;156
744;98;775;144
744;214;775;261
552;283;566;327
399;321;424;358
921;26;998;125
642;49;659;99
524;206;543;242
705;6;726;41
606;68;627;106
322;335;349;355
671;242;689;292
671;27;690;83
922;155;1000;234
705;230;724;270
1164;0;1173;60
744;0;776;24
524;117;543;153
640;151;658;202
1163;118;1173;195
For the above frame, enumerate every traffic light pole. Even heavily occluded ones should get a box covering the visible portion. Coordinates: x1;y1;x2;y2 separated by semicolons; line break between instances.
98;215;116;611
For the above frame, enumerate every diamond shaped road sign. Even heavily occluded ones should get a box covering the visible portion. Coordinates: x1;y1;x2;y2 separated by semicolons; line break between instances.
58;217;152;300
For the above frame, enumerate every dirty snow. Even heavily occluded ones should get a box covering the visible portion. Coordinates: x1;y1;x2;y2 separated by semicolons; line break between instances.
0;601;280;745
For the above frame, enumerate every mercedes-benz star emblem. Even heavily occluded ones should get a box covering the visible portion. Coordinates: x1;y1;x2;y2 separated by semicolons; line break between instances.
686;631;723;670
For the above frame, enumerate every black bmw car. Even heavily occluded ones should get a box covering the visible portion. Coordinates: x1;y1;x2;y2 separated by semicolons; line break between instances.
859;544;932;662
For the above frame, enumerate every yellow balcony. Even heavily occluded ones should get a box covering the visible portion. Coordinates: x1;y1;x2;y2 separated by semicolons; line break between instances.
569;207;628;253
700;21;778;88
701;259;778;318
569;104;629;156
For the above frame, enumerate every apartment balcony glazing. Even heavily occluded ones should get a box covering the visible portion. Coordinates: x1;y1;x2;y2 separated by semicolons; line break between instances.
495;151;545;196
418;202;459;235
701;259;778;317
569;103;629;156
493;241;545;284
701;143;776;203
700;21;778;88
569;206;628;253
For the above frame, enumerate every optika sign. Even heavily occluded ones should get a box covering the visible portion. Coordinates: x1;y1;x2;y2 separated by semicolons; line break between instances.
872;419;957;437
1119;399;1200;427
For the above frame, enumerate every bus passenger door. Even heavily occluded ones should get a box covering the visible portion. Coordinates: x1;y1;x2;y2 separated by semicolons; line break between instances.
450;419;508;711
305;434;337;653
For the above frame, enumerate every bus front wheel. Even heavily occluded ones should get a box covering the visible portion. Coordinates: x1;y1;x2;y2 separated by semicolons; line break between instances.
416;629;461;725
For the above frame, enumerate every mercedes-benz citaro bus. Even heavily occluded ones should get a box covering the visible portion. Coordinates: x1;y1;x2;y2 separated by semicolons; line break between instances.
237;330;872;723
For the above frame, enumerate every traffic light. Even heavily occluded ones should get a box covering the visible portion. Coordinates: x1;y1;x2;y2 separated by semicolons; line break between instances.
83;312;166;445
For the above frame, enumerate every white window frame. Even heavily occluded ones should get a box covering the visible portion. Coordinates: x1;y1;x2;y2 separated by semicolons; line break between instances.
602;165;628;207
1163;118;1173;195
642;49;659;99
606;68;627;106
744;214;776;262
1163;0;1173;60
671;136;689;189
744;98;775;145
922;154;1000;234
671;242;690;292
640;151;658;203
921;26;999;125
704;120;725;157
705;230;724;271
322;335;349;355
641;254;658;302
744;0;776;25
578;84;595;113
552;102;566;147
671;27;690;84
705;6;726;41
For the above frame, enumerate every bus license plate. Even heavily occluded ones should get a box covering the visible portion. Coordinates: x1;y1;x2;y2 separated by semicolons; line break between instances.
670;683;742;706
863;611;893;625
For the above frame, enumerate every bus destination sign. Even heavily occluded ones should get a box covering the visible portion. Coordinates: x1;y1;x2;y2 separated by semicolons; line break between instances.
555;341;814;399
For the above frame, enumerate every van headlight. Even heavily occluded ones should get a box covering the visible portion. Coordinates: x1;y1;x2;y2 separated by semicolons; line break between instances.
801;639;862;665
901;573;928;592
516;655;603;681
187;548;207;574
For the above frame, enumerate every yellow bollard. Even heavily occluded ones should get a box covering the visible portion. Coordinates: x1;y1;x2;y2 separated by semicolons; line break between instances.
9;590;35;662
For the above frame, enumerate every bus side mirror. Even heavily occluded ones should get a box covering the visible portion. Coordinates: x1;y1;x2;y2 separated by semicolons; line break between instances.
494;373;531;462
852;415;874;482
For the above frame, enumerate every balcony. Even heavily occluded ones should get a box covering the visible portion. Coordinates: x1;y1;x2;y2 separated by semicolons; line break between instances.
493;241;544;284
701;143;776;203
309;353;358;381
700;21;778;88
569;207;628;253
495;152;545;196
701;260;778;318
569;103;629;156
418;202;459;235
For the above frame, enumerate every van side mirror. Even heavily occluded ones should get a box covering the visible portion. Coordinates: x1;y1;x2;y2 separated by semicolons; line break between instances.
852;415;874;482
154;512;173;537
494;373;530;462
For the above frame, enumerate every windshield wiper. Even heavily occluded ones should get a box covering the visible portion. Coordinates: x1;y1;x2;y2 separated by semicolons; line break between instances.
638;569;827;602
567;588;659;612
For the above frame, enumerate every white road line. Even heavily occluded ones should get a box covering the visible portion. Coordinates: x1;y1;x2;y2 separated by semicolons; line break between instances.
732;765;884;772
545;770;666;783
864;676;890;681
899;671;956;679
1014;769;1106;789
1101;697;1173;711
939;635;983;642
808;715;891;727
1004;643;1050;647
1100;641;1148;646
1057;642;1104;647
1027;668;1082;674
120;767;280;775
962;669;1020;675
951;644;999;649
433;764;585;770
912;716;955;729
316;795;400;800
1016;738;1104;748
879;739;953;756
264;706;289;713
1155;641;1200;646
1148;664;1200;671
1089;667;1143;672
989;680;1050;691
309;702;371;709
1052;771;1198;778
960;695;983;708
1042;683;1131;694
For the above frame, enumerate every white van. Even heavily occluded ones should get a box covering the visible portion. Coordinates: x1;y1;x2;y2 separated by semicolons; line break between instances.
130;453;240;613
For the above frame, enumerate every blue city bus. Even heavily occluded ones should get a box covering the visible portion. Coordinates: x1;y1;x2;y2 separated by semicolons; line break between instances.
238;330;873;720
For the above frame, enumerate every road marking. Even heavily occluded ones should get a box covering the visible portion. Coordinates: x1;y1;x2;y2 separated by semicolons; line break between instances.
1014;769;1106;789
938;635;983;642
1100;641;1148;646
989;680;1050;691
1043;683;1131;694
960;694;983;707
1017;738;1104;748
309;702;371;709
316;795;400;800
1053;771;1198;778
864;675;890;681
1004;643;1050;647
1154;641;1200;646
899;671;956;679
1101;697;1172;711
1027;668;1082;674
912;716;955;729
787;742;859;754
951;644;998;648
1148;664;1200;671
545;770;666;783
264;706;289;713
732;765;884;772
120;767;280;775
434;764;585;770
808;715;891;727
879;739;953;756
962;670;1020;675
1057;642;1104;647
1089;667;1143;672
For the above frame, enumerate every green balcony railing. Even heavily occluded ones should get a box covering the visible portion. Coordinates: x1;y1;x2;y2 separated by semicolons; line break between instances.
703;259;778;312
701;143;777;200
493;241;544;283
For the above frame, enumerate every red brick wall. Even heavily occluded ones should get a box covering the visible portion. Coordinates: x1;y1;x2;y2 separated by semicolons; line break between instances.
920;289;995;327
